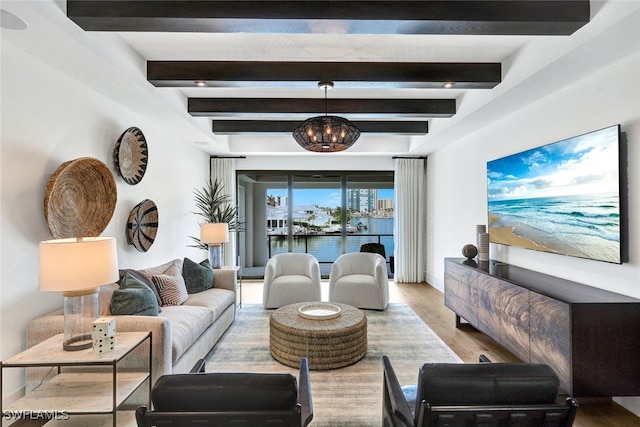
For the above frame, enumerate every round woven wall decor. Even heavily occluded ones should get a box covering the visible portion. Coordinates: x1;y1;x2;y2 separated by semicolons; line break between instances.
114;126;148;185
126;199;158;252
44;157;117;239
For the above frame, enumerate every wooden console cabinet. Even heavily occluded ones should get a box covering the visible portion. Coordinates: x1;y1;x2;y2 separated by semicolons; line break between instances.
444;258;640;398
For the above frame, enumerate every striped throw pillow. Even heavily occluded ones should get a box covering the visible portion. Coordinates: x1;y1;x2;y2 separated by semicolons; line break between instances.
153;273;188;306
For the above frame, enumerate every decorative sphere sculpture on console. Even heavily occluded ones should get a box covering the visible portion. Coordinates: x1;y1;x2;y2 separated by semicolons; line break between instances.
462;244;478;260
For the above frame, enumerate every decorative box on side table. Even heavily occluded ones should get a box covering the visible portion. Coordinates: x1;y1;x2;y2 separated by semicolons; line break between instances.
1;331;152;427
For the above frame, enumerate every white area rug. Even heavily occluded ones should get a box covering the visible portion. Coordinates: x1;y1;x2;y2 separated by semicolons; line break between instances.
205;303;462;426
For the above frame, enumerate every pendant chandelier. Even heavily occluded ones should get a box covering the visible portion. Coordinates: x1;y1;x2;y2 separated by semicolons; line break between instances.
292;82;360;152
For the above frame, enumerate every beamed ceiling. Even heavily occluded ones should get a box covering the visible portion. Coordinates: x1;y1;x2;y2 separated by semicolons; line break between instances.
14;0;630;156
66;1;590;35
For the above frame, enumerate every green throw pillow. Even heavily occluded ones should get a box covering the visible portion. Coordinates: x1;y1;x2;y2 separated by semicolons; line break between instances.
110;272;159;316
182;257;215;294
118;268;162;307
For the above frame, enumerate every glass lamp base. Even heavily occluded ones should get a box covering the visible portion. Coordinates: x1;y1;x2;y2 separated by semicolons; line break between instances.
208;245;223;269
63;288;99;351
63;334;93;351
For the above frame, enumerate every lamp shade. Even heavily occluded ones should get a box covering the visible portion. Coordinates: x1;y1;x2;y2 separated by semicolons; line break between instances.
39;237;119;292
200;223;230;244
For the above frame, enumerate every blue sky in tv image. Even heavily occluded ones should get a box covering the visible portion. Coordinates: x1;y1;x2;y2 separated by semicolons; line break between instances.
486;125;621;264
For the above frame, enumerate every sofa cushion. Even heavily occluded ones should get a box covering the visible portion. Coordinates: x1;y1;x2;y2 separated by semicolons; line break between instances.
153;274;189;306
158;305;217;363
184;288;235;318
183;257;214;294
335;274;376;287
110;272;159;316
118;269;162;306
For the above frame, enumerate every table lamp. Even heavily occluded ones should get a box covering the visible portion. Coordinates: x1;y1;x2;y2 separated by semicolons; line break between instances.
39;237;118;351
200;223;229;269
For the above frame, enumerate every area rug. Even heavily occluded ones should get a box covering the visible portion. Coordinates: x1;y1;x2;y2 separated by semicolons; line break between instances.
205;303;462;426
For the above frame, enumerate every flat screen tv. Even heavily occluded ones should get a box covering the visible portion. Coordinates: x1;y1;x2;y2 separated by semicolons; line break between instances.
487;124;622;264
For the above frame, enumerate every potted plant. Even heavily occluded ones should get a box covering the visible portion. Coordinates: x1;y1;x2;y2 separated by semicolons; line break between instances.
190;178;241;267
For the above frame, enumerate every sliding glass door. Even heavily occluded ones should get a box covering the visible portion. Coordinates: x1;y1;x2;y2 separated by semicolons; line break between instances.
237;171;393;277
291;174;343;261
345;173;394;264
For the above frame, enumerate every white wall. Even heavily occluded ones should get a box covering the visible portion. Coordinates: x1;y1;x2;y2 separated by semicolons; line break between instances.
0;42;211;401
237;155;395;172
427;51;640;414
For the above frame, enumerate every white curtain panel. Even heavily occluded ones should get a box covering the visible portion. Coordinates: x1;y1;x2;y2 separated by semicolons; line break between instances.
394;158;427;283
210;157;236;267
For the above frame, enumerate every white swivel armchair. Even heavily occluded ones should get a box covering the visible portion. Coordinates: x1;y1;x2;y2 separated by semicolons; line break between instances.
329;252;389;310
263;253;322;309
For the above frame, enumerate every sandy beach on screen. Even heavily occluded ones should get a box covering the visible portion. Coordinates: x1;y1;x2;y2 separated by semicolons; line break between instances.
488;213;554;252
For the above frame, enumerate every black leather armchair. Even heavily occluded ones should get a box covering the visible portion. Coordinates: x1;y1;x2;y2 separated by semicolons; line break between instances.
382;355;579;427
136;357;313;427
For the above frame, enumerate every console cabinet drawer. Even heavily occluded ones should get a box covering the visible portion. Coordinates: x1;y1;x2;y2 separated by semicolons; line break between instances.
443;257;640;397
498;281;530;360
444;266;477;326
529;292;571;394
476;274;501;340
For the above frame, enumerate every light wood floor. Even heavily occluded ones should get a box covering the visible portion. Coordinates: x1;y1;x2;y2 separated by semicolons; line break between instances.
242;279;640;427
13;280;639;427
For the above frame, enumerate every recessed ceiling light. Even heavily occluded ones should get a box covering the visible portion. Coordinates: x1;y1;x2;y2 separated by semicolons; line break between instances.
195;81;207;87
443;82;455;89
1;9;28;30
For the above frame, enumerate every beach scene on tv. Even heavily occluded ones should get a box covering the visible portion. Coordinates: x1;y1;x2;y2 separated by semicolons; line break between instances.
487;125;621;264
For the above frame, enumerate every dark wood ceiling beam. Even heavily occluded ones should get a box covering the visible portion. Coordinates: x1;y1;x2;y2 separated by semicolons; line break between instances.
188;98;456;118
212;120;428;135
67;1;590;35
148;61;501;89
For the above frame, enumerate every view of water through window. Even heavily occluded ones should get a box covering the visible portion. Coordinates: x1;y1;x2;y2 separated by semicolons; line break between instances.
266;187;394;263
237;171;394;273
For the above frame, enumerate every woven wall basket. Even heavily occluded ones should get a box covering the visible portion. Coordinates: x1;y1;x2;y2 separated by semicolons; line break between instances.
114;126;148;185
44;157;117;239
126;199;158;252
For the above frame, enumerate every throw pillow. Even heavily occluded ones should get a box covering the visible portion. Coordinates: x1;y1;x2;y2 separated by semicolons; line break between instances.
182;257;215;294
153;273;189;306
139;259;184;281
139;259;189;306
110;272;159;316
118;269;162;306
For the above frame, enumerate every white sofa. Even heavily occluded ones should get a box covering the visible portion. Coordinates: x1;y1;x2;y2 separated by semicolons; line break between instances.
25;259;237;391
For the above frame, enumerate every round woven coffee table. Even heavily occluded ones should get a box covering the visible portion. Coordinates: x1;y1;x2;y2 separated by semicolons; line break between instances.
270;302;367;370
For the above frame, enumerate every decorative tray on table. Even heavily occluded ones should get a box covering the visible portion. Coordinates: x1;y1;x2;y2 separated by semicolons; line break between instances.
298;303;342;320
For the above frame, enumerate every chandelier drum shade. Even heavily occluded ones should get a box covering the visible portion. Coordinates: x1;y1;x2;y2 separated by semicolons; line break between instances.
293;82;360;152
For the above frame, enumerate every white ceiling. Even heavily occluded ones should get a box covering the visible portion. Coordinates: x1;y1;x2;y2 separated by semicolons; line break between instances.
3;1;639;157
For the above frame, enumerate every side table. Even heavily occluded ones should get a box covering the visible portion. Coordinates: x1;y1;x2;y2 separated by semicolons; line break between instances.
1;331;151;427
